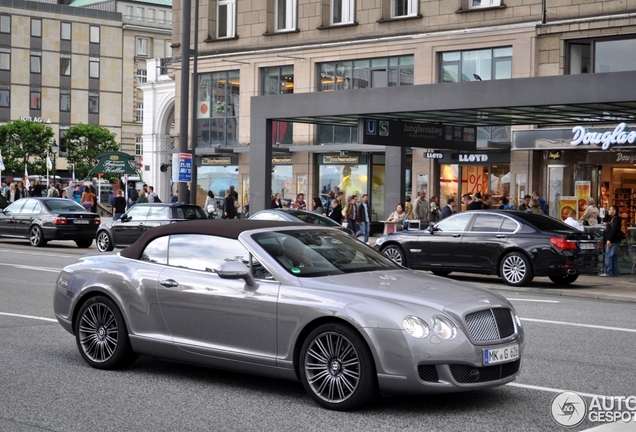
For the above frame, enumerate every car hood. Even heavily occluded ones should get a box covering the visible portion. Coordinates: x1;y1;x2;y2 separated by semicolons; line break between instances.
298;269;511;314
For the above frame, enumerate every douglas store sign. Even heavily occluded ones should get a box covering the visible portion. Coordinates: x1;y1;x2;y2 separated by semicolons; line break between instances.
513;123;636;150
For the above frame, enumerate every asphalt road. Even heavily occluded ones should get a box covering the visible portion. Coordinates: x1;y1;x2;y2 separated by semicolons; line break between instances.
1;239;636;432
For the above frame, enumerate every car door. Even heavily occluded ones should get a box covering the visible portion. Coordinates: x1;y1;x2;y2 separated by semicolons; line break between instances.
144;205;170;231
412;212;474;269
156;234;279;365
14;199;40;237
0;200;25;236
111;205;150;247
459;213;518;271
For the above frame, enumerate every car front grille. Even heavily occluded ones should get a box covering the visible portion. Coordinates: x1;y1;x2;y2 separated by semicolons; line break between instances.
449;360;521;384
464;308;516;342
417;365;439;383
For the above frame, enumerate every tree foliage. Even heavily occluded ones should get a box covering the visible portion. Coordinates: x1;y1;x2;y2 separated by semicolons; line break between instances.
64;124;120;180
0;120;55;175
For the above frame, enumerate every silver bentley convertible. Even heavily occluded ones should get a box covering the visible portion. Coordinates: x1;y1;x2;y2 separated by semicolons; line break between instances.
53;220;525;411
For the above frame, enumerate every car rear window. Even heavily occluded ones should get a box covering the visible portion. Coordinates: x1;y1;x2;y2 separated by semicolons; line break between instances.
515;213;574;231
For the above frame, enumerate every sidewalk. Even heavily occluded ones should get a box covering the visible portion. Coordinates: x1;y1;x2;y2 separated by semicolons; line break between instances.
366;235;636;303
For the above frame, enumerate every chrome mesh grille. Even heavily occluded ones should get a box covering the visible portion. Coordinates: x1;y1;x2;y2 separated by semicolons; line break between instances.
464;308;515;342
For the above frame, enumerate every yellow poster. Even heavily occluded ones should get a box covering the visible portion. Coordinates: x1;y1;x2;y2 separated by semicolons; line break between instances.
575;181;591;214
558;196;578;221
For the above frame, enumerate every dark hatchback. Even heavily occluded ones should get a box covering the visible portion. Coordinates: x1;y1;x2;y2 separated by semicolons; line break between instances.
375;210;602;286
95;202;206;252
249;208;355;236
0;198;100;248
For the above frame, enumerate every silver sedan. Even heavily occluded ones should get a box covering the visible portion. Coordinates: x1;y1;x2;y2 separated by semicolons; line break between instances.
53;220;525;410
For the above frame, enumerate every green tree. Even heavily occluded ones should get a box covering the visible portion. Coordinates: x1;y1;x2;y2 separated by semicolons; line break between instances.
0;120;54;175
64;124;120;180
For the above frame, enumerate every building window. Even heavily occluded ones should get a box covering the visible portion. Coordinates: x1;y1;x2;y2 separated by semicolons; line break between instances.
135;136;143;156
0;15;10;33
30;91;41;110
391;0;417;18
31;19;41;37
0;50;9;71
276;0;296;31
125;6;133;19
332;0;354;25
90;26;100;43
89;58;99;78
89;94;99;113
319;55;414;91
568;37;636;74
61;22;71;40
440;47;512;82
31;53;41;74
137;69;147;85
0;89;9;107
60;92;71;112
196;71;240;146
469;0;501;8
60;56;71;76
136;102;144;122
159;10;166;23
136;7;144;21
217;0;236;38
262;66;294;144
147;9;155;22
137;38;149;56
318;125;357;144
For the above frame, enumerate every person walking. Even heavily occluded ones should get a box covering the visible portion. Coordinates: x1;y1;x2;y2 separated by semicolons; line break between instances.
291;193;306;210
518;195;531;212
112;189;127;220
404;196;415;220
327;199;343;225
204;190;217;219
440;197;455;220
223;189;238;219
580;197;599;226
601;205;622;277
355;194;371;243
345;195;358;234
413;190;429;228
429;195;441;222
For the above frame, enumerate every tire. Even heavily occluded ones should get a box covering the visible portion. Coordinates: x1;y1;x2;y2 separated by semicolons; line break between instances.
75;296;137;370
500;252;534;286
29;225;47;247
549;274;579;285
382;245;406;266
432;271;452;277
75;239;93;248
299;323;377;411
96;231;114;252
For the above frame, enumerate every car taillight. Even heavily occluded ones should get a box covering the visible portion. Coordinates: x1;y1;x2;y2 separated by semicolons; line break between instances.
54;217;68;225
550;237;577;251
93;219;101;225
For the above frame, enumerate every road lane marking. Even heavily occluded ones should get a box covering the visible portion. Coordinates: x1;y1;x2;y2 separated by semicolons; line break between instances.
0;263;61;273
507;298;560;303
0;312;57;323
521;318;636;333
0;248;77;258
507;382;609;399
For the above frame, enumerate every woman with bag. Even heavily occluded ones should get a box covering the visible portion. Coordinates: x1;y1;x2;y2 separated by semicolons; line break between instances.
204;190;217;219
580;197;599;226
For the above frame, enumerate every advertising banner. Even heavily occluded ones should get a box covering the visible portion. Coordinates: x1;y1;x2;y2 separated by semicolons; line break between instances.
558;196;578;221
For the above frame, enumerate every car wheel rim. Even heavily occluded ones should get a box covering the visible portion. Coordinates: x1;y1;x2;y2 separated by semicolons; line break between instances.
304;332;360;404
502;255;526;284
79;303;119;363
383;248;402;265
30;227;40;245
97;233;109;251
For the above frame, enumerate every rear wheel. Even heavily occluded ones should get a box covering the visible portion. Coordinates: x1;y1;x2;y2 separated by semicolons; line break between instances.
75;239;93;248
549;274;579;285
500;252;534;286
96;231;114;252
382;245;406;266
29;225;47;247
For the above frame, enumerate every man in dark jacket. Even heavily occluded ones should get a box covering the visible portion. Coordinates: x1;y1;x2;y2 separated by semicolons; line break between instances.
328;199;343;224
440;197;455;220
466;193;482;211
601;205;622;277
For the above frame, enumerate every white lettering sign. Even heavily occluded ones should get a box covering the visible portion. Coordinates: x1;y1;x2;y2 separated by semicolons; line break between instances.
425;152;443;159
571;123;636;150
459;154;489;162
20;116;52;124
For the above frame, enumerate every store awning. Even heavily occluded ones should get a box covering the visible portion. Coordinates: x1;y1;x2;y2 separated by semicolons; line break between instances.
88;151;139;176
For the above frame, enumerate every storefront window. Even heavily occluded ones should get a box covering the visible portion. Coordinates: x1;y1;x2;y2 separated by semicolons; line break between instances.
196;71;240;147
440;164;458;209
489;164;510;208
272;165;293;205
198;164;239;201
318;162;368;199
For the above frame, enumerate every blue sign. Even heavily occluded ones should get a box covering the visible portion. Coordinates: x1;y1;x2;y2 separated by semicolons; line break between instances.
178;153;193;182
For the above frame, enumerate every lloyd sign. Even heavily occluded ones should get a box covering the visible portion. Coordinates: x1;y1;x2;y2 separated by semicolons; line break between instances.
459;153;488;162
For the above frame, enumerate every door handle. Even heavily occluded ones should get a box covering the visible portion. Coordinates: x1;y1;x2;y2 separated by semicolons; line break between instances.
496;234;507;238
160;279;179;288
452;234;461;238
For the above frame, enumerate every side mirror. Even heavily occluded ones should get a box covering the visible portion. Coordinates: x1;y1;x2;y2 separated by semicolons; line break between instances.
215;262;255;287
428;222;437;234
120;214;129;222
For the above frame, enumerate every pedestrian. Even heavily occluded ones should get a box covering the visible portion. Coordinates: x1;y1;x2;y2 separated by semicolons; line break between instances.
89;185;98;212
291;193;306;210
137;189;148;203
532;191;548;214
413;190;430;227
345;195;359;234
404;195;415;220
147;186;158;203
440;196;455;220
518;195;532;212
271;193;283;209
563;208;584;231
73;185;82;203
33;180;43;197
204;190;217;219
429;195;441;222
312;197;324;214
127;183;139;209
325;190;335;213
64;181;74;201
529;199;543;214
580;197;599;226
80;188;94;211
47;183;60;197
482;194;493;209
17;181;28;199
468;192;483;210
387;203;406;229
328;199;343;224
229;185;238;201
223;189;238;219
7;183;17;203
600;205;622;277
112;189;127;220
355;193;371;243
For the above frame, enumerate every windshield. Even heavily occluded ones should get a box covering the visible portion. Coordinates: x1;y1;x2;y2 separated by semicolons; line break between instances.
253;230;400;277
45;199;89;212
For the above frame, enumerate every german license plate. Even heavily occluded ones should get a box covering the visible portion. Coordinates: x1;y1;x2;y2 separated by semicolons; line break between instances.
580;243;595;250
483;344;519;365
74;219;89;224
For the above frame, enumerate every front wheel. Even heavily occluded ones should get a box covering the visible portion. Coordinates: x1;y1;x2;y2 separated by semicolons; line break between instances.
500;252;534;286
549;274;579;285
300;323;377;411
29;225;47;247
96;231;114;252
75;296;137;370
382;245;406;266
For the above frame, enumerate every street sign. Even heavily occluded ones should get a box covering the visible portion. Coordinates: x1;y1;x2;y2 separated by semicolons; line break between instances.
173;153;192;182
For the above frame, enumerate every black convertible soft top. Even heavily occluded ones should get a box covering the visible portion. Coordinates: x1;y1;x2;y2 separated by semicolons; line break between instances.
119;219;298;259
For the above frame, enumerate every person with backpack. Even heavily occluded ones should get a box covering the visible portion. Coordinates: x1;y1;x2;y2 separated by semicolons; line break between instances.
127;184;139;209
147;186;161;203
600;205;623;277
204;190;217;219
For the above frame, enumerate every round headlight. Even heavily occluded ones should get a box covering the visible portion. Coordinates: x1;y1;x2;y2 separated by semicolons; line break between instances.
431;316;457;340
403;316;429;338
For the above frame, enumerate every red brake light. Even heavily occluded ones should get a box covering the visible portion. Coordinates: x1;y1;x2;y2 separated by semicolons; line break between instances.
93;218;101;225
550;237;577;251
54;217;68;225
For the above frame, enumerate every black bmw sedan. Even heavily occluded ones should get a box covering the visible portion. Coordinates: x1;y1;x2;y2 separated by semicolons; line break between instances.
249;208;355;236
374;210;602;286
0;197;100;248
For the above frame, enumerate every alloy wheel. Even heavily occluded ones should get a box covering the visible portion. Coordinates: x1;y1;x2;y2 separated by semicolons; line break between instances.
382;246;405;265
501;253;530;285
96;231;113;252
78;302;119;363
